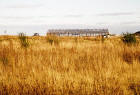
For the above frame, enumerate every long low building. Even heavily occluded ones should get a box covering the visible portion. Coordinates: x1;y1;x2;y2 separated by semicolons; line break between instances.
47;29;109;37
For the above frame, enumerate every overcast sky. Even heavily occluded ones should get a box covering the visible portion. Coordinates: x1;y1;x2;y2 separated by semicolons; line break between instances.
0;0;140;35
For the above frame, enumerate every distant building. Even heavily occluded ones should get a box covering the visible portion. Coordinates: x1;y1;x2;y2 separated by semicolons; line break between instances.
135;31;140;36
33;33;39;36
47;29;109;37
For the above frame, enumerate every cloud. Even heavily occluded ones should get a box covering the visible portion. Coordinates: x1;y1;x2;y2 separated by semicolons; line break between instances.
121;21;140;25
1;4;42;9
97;12;134;16
0;16;35;19
96;22;109;25
64;14;84;18
0;15;54;20
38;16;54;18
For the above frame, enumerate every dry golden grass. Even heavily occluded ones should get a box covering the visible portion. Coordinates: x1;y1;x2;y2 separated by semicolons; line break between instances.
0;35;140;95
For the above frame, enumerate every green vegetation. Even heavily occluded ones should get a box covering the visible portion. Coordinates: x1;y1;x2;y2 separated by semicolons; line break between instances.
122;33;137;44
18;33;30;48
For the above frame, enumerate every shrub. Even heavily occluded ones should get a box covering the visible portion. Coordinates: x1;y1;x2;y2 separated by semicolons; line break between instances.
123;50;133;64
74;37;78;43
134;50;140;62
0;52;9;66
129;83;140;95
101;35;105;43
46;35;59;45
123;49;140;64
0;46;10;66
18;33;29;48
122;33;137;44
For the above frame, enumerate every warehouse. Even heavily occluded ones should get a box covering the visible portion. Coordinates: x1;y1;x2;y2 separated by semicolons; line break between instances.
47;29;109;37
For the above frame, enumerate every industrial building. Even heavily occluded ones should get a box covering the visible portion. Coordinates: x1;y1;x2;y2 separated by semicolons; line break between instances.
47;29;109;37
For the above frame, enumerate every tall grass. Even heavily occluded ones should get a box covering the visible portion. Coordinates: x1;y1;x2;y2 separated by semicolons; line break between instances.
0;36;139;95
46;35;60;45
18;33;30;48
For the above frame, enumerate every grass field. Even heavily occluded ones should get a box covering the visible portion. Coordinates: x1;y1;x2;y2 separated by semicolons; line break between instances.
0;35;140;95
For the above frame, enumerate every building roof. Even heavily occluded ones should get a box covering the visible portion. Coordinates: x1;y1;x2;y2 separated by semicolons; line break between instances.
48;29;109;34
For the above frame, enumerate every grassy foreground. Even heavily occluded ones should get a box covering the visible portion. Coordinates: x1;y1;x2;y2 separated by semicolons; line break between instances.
0;36;140;95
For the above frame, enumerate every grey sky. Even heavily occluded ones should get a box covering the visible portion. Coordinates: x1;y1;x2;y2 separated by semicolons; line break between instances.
0;0;140;35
